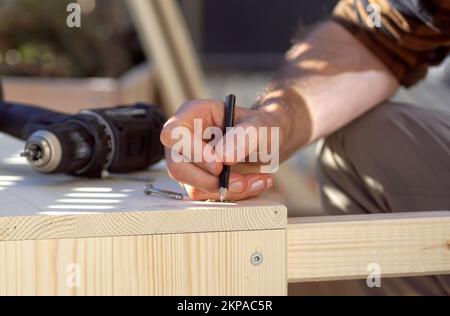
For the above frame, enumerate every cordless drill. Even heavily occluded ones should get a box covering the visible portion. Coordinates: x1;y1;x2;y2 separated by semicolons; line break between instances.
0;101;166;178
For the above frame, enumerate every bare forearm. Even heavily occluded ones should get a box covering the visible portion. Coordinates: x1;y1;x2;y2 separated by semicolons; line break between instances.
257;21;399;160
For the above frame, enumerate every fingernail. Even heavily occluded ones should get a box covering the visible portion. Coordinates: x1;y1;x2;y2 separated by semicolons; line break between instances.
267;178;274;188
250;179;266;193
229;181;245;193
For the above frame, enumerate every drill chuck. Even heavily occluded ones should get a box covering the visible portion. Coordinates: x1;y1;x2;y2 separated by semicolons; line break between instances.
22;130;63;173
21;119;96;175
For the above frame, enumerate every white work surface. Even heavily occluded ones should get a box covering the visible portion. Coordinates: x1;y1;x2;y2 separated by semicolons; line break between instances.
0;133;286;241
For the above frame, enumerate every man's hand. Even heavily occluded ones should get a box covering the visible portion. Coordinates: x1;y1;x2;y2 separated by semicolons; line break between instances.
160;99;286;201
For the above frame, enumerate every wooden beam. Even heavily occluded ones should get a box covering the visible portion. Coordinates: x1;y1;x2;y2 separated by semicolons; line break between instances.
288;211;450;283
2;63;155;113
0;204;287;241
154;0;207;99
125;0;188;114
178;0;204;52
0;229;286;296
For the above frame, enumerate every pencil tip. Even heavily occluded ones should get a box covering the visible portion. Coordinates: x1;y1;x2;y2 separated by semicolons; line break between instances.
218;187;227;202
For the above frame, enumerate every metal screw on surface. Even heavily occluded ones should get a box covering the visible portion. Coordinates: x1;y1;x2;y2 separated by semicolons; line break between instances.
143;184;184;201
250;252;264;266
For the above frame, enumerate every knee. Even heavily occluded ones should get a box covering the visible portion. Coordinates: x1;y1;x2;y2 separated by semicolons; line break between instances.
318;102;418;182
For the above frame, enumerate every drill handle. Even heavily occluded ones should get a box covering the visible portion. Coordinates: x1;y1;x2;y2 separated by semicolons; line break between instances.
0;101;69;140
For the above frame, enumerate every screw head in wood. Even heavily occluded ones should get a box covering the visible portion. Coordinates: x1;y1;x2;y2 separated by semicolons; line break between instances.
250;252;264;266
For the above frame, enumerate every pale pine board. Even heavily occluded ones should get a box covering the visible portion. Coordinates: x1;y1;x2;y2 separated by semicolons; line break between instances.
0;134;287;241
0;229;286;296
288;212;450;282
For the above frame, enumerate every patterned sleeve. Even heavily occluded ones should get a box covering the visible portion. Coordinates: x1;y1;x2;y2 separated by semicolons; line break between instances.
332;0;450;87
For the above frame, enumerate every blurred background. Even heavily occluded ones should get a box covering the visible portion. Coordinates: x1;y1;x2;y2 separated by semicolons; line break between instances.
1;0;449;216
0;0;336;77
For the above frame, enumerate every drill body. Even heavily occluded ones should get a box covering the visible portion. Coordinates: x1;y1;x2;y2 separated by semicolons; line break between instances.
0;101;166;177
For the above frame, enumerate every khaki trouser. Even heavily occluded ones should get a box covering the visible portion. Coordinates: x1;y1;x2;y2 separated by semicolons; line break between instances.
290;102;450;295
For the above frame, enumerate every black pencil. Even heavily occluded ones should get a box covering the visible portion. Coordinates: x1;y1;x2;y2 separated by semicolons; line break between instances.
218;94;236;202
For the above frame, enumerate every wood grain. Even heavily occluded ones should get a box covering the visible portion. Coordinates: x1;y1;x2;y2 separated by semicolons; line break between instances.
0;205;286;241
288;211;450;283
0;229;286;296
0;134;287;241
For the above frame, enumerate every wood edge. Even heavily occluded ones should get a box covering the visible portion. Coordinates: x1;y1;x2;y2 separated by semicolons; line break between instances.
288;211;450;226
3;64;151;93
118;62;153;85
288;270;450;284
0;205;287;241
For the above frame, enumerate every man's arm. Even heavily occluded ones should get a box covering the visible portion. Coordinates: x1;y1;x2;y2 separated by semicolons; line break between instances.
255;20;399;160
161;0;450;201
160;21;399;200
265;0;450;160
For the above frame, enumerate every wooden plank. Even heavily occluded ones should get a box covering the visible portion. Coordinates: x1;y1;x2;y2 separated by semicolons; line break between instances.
0;229;286;296
2;77;120;113
288;211;450;283
125;0;188;115
2;63;156;113
154;0;207;99
0;134;286;241
0;204;286;241
178;0;204;52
